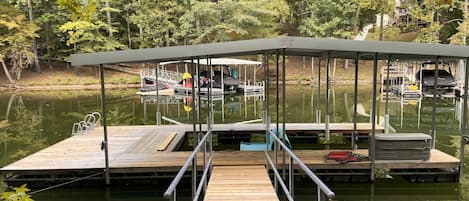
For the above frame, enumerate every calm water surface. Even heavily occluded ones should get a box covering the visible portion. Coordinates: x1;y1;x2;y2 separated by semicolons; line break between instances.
0;86;467;200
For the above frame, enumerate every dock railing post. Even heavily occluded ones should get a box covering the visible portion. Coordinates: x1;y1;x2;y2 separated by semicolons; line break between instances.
370;53;378;182
99;64;110;185
459;58;469;178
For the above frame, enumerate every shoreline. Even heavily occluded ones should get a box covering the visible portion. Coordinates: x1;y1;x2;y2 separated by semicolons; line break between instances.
0;80;375;92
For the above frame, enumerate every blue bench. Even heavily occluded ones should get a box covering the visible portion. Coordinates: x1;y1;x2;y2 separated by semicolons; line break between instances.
240;129;291;151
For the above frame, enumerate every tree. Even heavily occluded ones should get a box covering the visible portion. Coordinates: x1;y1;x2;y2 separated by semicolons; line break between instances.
411;0;451;43
180;0;288;44
0;184;33;201
58;0;125;54
357;0;395;41
298;0;356;38
450;0;469;44
0;4;39;81
8;0;41;72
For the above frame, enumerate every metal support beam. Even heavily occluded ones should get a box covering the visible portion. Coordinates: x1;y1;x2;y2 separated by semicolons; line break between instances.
325;52;330;143
190;58;197;198
385;56;391;135
370;53;378;182
317;57;321;124
156;65;161;125
275;50;279;191
460;58;469;178
353;52;359;150
282;48;291;198
99;64;110;185
282;48;287;182
432;56;439;149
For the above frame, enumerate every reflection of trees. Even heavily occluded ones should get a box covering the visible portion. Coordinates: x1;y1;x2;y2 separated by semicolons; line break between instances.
449;136;469;200
1;95;46;163
107;105;132;126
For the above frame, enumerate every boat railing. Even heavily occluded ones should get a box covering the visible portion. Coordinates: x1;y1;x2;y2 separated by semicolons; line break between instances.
140;68;183;85
163;129;213;201
265;130;335;201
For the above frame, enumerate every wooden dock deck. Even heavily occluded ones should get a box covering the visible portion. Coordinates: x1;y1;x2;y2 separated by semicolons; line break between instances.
204;166;278;201
0;124;459;180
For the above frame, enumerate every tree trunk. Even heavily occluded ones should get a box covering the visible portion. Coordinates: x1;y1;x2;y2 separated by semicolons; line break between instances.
464;0;468;45
1;59;15;87
27;0;41;73
354;5;361;34
105;0;113;37
379;12;384;41
126;10;132;48
5;93;16;120
47;24;52;69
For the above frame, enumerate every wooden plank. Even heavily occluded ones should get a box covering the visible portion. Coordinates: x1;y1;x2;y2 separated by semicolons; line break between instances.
157;132;177;151
0;125;458;175
204;166;278;201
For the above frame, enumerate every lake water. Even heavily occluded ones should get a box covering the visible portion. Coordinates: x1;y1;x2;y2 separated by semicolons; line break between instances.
0;86;467;201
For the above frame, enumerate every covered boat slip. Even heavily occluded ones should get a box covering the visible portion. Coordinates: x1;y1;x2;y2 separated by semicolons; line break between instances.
10;37;467;200
0;125;458;175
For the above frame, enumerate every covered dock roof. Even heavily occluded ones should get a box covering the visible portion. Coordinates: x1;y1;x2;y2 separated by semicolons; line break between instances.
71;37;469;66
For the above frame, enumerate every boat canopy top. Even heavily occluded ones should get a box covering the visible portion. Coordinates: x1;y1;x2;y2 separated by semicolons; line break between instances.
71;37;469;66
158;58;261;66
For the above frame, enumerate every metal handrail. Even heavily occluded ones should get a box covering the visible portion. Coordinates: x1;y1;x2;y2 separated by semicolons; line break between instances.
163;130;213;200
266;130;335;200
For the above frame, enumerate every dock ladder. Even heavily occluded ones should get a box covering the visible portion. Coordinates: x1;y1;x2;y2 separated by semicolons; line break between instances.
71;112;101;136
163;129;335;201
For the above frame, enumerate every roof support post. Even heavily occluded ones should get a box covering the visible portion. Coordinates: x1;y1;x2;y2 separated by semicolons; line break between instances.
325;52;330;145
385;56;392;135
352;52;359;150
155;64;161;125
274;50;279;192
371;53;378;182
459;58;469;178
432;57;439;149
263;51;274;191
99;64;110;185
190;58;197;199
282;49;292;199
317;57;321;124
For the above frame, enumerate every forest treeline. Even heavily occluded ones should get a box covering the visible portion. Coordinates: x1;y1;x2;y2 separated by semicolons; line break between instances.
0;0;468;85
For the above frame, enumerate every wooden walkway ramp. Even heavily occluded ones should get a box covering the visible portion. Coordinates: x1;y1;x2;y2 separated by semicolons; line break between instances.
204;166;279;201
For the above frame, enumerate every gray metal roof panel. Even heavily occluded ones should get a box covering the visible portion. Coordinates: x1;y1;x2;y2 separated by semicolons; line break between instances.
71;37;469;66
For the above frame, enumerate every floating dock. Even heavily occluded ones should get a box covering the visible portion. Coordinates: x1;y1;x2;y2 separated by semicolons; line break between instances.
0;123;459;183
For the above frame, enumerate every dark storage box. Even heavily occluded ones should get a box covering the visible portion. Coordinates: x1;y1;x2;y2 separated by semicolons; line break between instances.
372;133;432;160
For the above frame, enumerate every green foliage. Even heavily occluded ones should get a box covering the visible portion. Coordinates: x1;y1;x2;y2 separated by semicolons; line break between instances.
0;4;39;79
181;0;289;44
411;0;450;43
298;0;356;38
57;0;97;21
59;20;126;53
449;0;469;45
0;184;33;201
